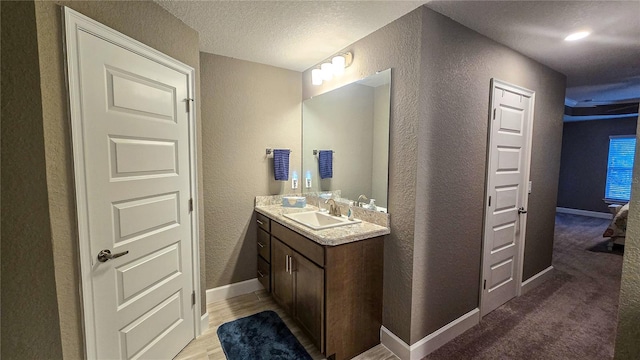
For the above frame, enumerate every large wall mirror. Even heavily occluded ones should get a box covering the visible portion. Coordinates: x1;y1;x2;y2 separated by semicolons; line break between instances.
302;69;391;212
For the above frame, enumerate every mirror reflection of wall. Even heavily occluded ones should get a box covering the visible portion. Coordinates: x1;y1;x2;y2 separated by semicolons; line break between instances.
302;69;391;210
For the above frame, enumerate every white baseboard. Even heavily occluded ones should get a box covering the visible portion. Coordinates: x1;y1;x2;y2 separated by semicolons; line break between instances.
380;326;411;360
206;278;263;304
556;207;612;219
521;266;554;295
381;308;480;360
200;312;209;333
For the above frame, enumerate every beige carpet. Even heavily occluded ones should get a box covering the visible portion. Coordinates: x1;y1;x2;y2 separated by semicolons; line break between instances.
425;213;622;360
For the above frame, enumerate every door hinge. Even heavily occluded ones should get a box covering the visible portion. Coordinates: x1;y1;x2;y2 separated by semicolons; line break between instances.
185;98;194;113
483;280;487;290
188;198;193;213
493;108;496;119
192;291;196;306
488;196;491;207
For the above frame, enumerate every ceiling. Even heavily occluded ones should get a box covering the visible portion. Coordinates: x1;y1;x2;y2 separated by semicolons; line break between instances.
427;1;640;106
155;1;426;71
156;1;640;107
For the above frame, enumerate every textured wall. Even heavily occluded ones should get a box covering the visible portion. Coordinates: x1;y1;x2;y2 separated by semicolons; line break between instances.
200;53;302;289
372;84;391;208
303;9;423;343
302;5;565;345
302;83;375;201
412;7;566;342
615;115;640;359
557;118;638;213
32;1;203;358
1;2;64;359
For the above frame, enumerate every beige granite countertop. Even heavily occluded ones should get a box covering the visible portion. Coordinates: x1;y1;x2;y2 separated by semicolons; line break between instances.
255;204;390;246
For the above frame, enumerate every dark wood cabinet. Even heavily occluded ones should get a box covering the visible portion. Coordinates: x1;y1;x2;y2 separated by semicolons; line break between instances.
293;250;324;351
256;212;271;291
271;238;295;312
256;211;383;360
257;228;271;262
271;237;324;351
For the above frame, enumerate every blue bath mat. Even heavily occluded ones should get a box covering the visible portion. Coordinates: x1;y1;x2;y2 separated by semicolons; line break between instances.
217;310;312;360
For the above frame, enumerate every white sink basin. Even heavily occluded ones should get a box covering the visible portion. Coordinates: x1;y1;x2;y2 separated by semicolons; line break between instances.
283;211;362;230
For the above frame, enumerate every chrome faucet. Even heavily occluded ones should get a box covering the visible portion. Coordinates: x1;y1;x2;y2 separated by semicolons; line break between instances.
325;199;341;217
357;194;369;207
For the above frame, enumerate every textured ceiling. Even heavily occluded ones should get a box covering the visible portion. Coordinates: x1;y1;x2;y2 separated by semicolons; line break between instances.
156;1;640;105
426;1;640;105
155;0;426;71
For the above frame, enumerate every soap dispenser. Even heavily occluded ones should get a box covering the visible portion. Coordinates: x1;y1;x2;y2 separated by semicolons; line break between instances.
348;201;355;220
367;199;377;211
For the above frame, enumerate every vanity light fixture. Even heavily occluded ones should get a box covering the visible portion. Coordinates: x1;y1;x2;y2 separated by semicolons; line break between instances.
321;62;333;81
564;30;590;41
311;52;354;86
332;55;346;76
331;52;353;76
312;68;323;85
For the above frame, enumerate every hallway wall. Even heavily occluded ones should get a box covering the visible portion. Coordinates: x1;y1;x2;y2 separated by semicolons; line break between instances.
1;2;64;358
302;6;566;345
413;7;566;341
615;114;640;358
558;117;638;213
3;1;204;357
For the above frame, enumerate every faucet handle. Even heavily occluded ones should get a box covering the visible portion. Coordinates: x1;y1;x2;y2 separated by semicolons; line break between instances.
324;198;341;216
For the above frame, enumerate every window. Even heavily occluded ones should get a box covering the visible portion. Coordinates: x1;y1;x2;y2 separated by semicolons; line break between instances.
605;135;637;202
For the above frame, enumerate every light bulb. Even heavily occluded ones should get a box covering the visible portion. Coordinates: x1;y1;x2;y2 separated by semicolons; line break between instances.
564;31;590;41
312;68;323;85
321;62;333;81
332;55;345;76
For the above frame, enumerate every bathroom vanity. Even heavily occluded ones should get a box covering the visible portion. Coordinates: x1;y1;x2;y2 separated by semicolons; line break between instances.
255;202;389;360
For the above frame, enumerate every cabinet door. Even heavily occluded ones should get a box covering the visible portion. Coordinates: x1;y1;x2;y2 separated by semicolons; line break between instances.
271;238;294;312
293;253;324;352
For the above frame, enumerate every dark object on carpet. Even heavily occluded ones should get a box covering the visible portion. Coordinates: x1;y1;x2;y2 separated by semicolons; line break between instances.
217;310;312;360
588;240;624;255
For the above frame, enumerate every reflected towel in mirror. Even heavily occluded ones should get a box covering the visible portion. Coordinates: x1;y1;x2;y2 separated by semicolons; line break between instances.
273;149;290;181
319;150;333;179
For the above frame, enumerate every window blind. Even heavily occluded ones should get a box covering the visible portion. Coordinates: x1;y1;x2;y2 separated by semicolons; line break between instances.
605;136;636;201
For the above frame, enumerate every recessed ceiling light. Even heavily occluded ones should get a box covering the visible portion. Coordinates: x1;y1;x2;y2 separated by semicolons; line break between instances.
564;31;591;41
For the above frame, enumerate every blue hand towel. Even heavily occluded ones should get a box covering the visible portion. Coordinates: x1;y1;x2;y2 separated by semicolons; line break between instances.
273;149;290;181
318;150;333;179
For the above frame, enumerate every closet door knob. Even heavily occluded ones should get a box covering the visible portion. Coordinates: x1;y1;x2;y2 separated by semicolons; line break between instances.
518;207;527;214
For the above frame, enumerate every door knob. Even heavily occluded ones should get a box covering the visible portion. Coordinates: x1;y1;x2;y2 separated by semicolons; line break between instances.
97;249;129;263
518;207;527;214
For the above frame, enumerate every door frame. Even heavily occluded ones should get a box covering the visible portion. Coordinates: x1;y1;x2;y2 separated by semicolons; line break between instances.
62;7;202;358
479;78;535;317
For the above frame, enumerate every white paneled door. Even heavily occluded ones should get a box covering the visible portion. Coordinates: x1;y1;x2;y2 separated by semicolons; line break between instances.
65;8;198;359
481;79;535;317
